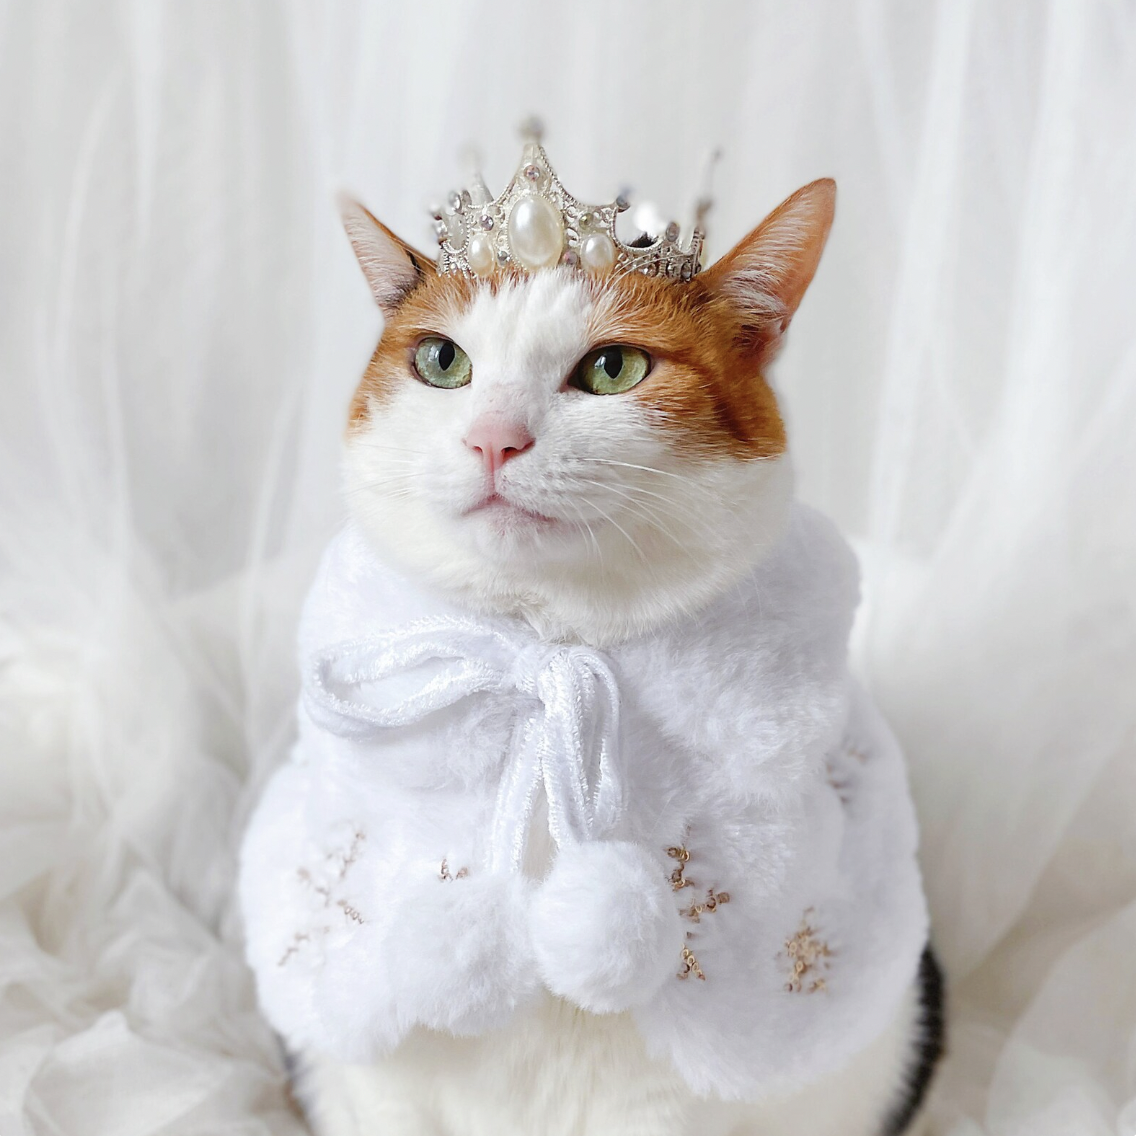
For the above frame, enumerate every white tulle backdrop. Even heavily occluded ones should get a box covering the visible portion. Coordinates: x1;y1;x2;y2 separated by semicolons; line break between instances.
2;2;1134;1133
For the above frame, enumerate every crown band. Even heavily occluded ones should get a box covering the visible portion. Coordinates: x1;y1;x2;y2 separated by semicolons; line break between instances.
431;136;705;283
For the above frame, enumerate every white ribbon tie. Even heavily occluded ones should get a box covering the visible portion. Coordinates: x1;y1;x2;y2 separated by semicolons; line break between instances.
304;617;625;872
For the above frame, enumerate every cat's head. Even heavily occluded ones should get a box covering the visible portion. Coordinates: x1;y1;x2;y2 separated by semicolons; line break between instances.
340;178;834;644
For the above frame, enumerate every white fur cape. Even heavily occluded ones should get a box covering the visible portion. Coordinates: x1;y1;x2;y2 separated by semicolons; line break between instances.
238;504;928;1100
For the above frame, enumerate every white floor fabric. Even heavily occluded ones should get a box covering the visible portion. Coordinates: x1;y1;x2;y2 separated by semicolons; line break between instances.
1;3;1134;1134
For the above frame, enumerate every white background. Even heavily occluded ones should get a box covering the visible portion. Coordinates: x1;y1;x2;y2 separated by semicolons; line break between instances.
1;3;1134;1133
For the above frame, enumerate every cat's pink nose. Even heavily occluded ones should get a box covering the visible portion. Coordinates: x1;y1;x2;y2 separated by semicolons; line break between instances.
464;417;534;478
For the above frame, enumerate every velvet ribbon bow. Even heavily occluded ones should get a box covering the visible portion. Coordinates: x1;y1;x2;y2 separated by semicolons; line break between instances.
304;616;625;872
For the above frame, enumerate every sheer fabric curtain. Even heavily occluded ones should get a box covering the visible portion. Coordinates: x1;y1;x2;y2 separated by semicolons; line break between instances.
1;2;1133;1133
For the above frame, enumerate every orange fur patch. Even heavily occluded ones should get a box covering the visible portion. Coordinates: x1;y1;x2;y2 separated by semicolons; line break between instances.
348;272;476;427
348;266;786;460
584;272;786;459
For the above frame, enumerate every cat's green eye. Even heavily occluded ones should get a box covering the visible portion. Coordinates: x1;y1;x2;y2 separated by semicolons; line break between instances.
573;345;652;395
413;336;472;389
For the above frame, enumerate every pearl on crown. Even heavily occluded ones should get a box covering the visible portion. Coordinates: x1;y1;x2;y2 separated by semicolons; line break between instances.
508;195;564;270
466;233;496;276
580;231;616;273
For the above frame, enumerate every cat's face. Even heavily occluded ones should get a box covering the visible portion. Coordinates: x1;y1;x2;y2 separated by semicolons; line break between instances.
341;180;834;644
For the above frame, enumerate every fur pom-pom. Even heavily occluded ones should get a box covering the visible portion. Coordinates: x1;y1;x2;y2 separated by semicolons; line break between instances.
530;841;684;1014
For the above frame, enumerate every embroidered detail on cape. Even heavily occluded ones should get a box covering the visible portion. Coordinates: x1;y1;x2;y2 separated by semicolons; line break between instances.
667;845;692;891
668;842;732;980
337;900;365;924
682;887;730;923
277;931;310;968
330;830;366;877
278;829;368;966
826;765;852;804
827;736;873;804
439;857;469;881
679;946;705;981
784;908;832;993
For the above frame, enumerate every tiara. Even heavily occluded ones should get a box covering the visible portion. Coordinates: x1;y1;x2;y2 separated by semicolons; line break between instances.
431;121;709;282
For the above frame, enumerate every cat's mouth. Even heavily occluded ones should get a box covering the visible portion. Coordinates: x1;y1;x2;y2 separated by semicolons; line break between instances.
464;493;560;529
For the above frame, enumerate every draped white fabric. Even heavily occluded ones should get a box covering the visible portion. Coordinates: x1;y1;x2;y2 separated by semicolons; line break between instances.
1;2;1133;1134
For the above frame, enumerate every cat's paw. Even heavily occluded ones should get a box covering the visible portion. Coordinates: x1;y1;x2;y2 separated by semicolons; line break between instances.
530;841;685;1014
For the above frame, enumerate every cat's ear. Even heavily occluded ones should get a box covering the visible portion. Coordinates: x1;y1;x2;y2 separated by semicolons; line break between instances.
700;178;835;362
340;196;436;317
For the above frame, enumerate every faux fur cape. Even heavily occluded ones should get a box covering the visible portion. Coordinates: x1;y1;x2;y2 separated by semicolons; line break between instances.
239;505;928;1100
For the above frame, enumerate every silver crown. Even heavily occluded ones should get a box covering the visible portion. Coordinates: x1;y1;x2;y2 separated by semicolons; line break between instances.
432;122;709;282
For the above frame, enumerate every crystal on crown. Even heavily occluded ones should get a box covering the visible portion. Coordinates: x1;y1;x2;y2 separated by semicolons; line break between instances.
431;123;705;282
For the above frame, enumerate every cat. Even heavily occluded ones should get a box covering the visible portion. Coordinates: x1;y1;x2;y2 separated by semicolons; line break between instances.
245;174;943;1136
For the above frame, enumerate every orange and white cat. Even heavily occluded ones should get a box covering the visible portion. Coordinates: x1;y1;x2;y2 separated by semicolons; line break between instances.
245;177;942;1136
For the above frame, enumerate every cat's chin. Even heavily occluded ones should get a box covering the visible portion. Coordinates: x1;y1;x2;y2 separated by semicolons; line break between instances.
460;507;594;572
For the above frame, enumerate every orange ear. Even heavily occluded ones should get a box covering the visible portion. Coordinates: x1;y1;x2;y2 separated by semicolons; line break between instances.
340;196;436;317
700;178;835;362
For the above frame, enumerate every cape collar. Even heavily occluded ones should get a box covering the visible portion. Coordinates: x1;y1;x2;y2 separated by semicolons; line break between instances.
300;503;861;850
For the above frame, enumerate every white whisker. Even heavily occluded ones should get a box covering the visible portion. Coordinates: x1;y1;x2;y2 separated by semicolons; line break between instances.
575;456;692;483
